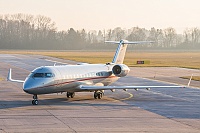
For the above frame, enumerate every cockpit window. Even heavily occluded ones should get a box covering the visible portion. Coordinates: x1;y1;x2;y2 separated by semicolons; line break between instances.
45;73;54;77
32;73;54;78
33;73;44;78
28;72;34;77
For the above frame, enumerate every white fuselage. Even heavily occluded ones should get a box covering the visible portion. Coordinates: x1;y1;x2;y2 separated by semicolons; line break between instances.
23;64;119;95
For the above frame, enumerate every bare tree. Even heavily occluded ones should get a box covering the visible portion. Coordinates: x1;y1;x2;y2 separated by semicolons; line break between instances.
183;28;190;45
112;27;125;41
127;27;146;41
106;29;112;41
163;27;177;47
97;30;104;43
147;28;164;47
191;27;200;46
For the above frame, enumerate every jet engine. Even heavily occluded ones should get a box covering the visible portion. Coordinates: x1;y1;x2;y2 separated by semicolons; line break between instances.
112;64;130;77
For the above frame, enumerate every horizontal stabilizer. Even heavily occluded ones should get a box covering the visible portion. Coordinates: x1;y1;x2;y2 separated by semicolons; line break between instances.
105;40;154;44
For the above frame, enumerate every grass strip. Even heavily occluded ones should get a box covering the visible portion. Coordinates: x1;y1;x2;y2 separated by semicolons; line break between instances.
1;50;200;69
180;76;200;81
0;77;5;81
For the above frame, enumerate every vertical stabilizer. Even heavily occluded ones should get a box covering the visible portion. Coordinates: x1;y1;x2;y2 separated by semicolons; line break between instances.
105;40;153;64
112;40;128;64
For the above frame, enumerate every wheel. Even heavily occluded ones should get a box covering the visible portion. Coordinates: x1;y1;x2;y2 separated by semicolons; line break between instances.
32;100;38;105
70;92;75;98
32;100;35;105
66;92;70;98
98;93;102;99
94;93;98;99
34;100;38;105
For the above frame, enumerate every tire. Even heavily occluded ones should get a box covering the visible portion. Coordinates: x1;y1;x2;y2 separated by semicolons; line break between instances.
71;93;75;98
32;100;35;105
66;92;70;98
98;93;102;99
94;93;98;99
32;100;38;105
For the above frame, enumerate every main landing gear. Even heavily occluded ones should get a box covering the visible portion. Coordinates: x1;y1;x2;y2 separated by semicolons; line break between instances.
94;91;104;99
32;94;38;105
66;92;75;98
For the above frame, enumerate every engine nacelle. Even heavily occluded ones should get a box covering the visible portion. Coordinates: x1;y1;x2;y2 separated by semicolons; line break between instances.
112;64;130;77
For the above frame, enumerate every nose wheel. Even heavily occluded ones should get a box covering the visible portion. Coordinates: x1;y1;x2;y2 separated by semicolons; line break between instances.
32;95;38;105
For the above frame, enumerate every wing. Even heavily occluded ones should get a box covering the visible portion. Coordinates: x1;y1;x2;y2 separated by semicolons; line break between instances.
79;85;184;91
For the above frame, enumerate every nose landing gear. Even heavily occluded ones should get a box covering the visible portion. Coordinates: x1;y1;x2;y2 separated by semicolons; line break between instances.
32;94;38;105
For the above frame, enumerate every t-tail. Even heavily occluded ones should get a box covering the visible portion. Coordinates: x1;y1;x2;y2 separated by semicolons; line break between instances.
105;40;153;64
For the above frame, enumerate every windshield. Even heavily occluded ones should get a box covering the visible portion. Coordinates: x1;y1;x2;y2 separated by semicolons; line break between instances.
45;73;54;77
32;73;54;78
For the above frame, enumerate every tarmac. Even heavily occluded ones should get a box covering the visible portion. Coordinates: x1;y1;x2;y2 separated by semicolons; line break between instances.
0;54;199;133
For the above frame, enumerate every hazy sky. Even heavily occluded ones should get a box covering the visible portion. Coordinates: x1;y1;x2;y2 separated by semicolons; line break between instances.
0;0;200;33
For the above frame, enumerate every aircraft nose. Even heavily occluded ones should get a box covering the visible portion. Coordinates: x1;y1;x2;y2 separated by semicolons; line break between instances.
23;83;32;94
23;83;32;91
23;78;36;94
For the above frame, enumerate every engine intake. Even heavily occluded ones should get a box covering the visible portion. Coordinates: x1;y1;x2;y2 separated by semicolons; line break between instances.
112;64;130;77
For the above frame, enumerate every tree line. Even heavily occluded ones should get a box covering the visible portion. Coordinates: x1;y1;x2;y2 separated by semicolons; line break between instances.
0;13;199;50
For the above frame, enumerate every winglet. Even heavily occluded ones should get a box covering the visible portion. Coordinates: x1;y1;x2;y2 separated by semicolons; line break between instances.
7;68;12;81
187;74;193;87
7;68;25;83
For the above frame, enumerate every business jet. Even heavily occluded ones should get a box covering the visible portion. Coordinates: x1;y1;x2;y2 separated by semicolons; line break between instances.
7;40;183;105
